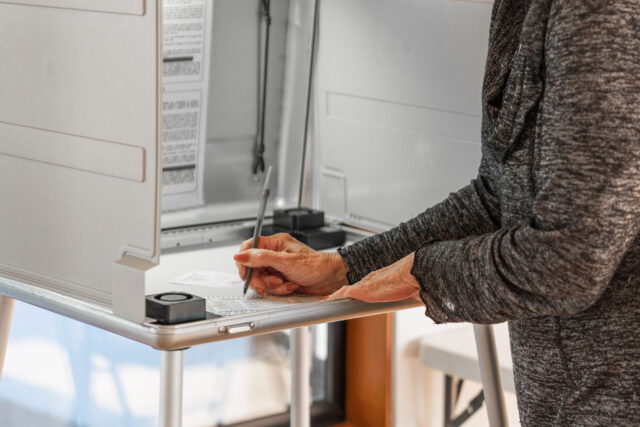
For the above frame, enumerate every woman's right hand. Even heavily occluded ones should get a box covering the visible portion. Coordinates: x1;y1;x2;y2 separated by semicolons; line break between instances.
233;233;349;296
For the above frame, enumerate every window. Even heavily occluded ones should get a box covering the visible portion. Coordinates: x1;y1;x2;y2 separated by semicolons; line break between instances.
0;302;345;426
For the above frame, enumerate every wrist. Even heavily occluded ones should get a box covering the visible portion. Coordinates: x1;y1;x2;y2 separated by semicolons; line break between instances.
327;252;350;288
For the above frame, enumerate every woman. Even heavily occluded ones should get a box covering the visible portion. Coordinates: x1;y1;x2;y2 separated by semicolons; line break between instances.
234;1;640;425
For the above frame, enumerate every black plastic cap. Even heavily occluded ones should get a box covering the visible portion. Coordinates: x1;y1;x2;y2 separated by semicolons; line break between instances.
145;292;207;325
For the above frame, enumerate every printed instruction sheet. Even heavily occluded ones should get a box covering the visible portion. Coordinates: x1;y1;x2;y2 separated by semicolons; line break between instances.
171;271;323;316
161;0;213;210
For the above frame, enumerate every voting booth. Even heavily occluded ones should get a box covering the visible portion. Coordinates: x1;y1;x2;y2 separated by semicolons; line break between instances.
0;1;507;426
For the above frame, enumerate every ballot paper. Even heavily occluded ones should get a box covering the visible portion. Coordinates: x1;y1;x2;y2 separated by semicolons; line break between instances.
170;271;323;316
162;90;204;195
161;0;213;210
171;270;245;296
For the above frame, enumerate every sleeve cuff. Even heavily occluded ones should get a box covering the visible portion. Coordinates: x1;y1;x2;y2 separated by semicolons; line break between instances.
337;245;367;285
411;240;471;324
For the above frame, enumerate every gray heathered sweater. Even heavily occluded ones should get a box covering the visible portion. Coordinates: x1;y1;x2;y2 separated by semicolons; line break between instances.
337;0;640;425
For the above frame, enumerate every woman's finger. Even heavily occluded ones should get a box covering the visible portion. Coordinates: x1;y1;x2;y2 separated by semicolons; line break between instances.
268;282;299;296
324;277;380;302
235;261;247;280
345;281;379;302
324;285;351;301
260;274;284;289
248;271;269;296
236;262;281;282
237;258;288;284
234;249;295;272
249;268;288;294
239;234;289;252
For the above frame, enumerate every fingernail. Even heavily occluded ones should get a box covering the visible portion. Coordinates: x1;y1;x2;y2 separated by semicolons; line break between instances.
234;252;249;262
320;296;329;301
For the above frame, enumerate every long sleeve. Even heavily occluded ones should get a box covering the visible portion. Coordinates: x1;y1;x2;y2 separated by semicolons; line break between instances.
414;2;640;324
338;165;501;284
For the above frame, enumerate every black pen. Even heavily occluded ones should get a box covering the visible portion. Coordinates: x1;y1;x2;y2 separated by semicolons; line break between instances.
243;166;273;296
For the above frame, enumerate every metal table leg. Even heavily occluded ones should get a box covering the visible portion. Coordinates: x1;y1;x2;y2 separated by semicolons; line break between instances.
290;327;311;427
160;349;184;427
473;324;508;427
0;295;15;383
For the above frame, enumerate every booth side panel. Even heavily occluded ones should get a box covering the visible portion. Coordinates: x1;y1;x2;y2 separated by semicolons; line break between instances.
0;2;161;314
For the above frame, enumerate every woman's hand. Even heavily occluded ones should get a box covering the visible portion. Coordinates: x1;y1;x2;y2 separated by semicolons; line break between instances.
234;233;349;296
325;253;421;303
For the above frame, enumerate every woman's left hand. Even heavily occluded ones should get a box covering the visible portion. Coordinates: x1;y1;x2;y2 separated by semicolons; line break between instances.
324;252;422;302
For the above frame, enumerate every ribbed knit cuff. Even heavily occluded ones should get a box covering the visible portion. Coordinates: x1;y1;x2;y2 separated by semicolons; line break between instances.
337;245;368;285
411;241;459;324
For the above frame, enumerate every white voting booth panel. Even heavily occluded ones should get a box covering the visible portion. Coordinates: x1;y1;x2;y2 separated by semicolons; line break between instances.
0;1;162;322
310;0;484;230
0;0;419;338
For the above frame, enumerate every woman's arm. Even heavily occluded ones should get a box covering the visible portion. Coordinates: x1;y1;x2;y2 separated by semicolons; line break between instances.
338;162;502;284
234;167;501;297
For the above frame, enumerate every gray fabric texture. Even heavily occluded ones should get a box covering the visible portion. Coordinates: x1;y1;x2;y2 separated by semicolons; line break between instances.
337;0;640;425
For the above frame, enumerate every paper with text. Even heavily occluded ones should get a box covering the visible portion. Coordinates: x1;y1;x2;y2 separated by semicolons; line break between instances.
161;0;212;210
171;271;323;316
